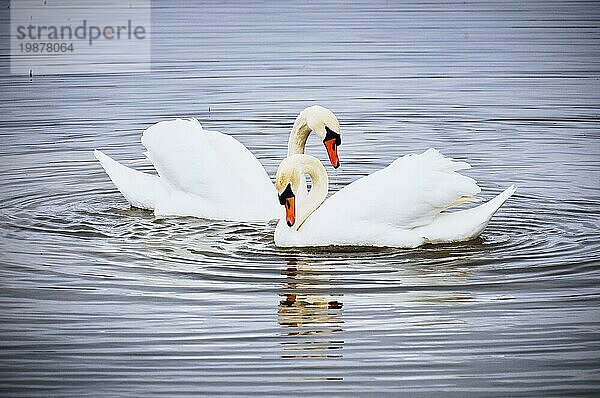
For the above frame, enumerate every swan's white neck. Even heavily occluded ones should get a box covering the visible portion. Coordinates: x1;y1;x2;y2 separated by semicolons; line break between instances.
293;156;328;230
287;111;312;156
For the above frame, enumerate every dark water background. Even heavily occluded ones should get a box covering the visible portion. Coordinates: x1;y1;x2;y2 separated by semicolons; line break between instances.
1;1;599;396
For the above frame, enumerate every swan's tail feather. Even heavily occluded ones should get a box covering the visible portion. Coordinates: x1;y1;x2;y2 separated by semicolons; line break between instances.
422;184;517;243
94;150;166;210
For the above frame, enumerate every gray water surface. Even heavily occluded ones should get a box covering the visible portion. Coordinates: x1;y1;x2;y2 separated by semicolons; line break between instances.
1;1;599;396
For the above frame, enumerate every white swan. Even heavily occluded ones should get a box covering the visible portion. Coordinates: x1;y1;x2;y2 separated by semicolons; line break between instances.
274;150;516;248
94;106;342;221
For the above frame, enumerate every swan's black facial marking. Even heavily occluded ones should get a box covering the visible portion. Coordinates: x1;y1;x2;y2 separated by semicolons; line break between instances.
278;183;294;205
323;126;341;169
278;183;296;227
324;126;341;146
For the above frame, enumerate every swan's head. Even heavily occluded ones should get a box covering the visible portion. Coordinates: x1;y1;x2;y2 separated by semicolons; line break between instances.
303;105;341;169
276;154;329;229
275;156;304;227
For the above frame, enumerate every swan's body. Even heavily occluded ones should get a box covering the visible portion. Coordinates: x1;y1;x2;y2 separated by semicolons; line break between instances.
95;119;278;220
274;150;516;248
94;106;341;221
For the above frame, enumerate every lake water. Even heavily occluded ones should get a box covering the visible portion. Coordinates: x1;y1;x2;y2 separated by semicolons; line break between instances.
1;1;599;396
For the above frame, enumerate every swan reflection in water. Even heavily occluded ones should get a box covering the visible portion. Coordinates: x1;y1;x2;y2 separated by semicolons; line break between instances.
278;259;344;360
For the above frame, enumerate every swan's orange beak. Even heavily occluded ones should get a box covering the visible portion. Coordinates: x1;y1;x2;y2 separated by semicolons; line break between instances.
324;138;340;169
285;197;295;227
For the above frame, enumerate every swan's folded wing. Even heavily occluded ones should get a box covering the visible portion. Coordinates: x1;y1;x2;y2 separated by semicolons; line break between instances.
324;148;481;229
140;118;275;203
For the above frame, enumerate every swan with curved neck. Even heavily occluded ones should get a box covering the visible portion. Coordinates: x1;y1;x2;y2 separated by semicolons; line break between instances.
93;106;342;221
288;105;341;167
274;153;516;248
276;155;328;230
